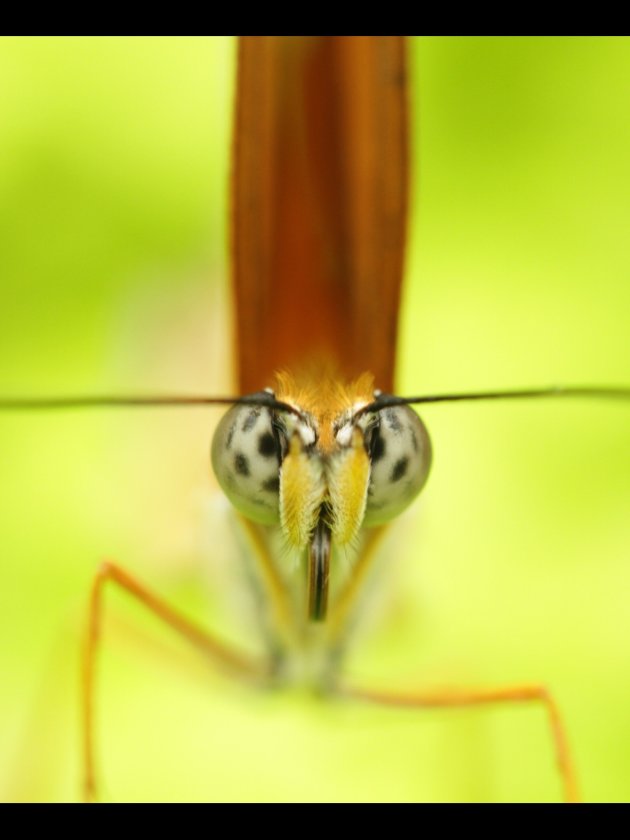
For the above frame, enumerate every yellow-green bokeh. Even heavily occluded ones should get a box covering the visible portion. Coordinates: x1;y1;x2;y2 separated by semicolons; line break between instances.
0;37;629;802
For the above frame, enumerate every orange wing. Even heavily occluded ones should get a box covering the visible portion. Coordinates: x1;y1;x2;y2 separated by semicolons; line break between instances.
232;36;408;395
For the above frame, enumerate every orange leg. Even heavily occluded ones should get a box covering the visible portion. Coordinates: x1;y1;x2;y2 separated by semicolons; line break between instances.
82;560;269;802
339;681;580;802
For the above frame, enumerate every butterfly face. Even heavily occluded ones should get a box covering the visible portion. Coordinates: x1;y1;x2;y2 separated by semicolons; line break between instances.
211;389;432;548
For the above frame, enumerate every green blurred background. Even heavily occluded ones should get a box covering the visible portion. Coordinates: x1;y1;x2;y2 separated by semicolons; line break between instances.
0;37;629;802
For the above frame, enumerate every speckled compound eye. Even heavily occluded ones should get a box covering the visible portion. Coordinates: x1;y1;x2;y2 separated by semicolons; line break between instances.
362;405;432;526
211;400;284;525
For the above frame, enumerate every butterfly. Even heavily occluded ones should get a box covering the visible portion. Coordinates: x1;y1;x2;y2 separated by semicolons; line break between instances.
1;36;623;798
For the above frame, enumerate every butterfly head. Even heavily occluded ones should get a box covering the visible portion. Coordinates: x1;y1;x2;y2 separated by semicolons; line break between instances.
211;372;432;552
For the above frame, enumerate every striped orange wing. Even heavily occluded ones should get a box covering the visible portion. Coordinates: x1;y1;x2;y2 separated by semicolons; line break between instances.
232;36;408;395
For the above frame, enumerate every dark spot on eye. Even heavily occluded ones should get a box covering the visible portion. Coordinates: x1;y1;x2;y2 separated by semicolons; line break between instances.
409;426;418;453
258;432;277;458
225;422;236;450
261;476;280;494
385;409;402;433
234;452;250;477
369;430;386;463
242;409;260;433
391;456;408;482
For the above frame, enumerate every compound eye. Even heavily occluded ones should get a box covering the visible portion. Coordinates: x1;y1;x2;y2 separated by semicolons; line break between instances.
363;405;432;526
211;400;283;525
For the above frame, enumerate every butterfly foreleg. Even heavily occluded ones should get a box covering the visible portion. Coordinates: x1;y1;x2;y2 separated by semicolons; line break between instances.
338;680;580;802
82;560;269;802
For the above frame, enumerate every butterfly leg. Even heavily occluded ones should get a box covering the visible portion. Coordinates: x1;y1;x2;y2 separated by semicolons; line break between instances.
339;681;579;802
82;560;269;802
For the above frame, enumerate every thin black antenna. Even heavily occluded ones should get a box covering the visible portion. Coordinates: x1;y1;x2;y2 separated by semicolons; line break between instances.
0;393;305;420
354;385;630;420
